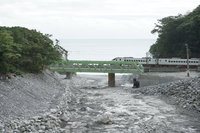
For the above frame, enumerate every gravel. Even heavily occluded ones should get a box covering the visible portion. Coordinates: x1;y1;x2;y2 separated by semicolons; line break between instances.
0;70;66;123
0;70;77;133
131;74;200;112
1;71;200;132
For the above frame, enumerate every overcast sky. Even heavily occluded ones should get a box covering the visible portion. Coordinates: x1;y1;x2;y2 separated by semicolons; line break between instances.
0;0;199;39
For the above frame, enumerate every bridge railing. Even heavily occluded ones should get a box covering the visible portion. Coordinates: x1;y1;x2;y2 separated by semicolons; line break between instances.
50;60;144;74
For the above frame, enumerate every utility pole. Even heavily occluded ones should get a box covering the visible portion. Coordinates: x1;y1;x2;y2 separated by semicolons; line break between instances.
185;44;190;77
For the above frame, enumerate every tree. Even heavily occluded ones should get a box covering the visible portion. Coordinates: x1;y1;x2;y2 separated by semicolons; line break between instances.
150;5;200;58
0;31;21;74
0;26;62;74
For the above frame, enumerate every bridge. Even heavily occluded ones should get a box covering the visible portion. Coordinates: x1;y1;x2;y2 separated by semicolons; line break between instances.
50;60;143;87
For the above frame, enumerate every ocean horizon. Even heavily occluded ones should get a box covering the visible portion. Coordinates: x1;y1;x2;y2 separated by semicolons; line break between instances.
59;39;156;61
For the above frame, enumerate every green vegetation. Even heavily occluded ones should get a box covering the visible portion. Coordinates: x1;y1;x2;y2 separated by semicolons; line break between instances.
0;26;61;75
150;5;200;58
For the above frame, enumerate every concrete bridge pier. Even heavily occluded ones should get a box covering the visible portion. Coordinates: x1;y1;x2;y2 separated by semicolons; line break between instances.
108;73;115;87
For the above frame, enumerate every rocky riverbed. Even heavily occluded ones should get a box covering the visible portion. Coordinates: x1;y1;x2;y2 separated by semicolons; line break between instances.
131;74;200;112
0;72;200;132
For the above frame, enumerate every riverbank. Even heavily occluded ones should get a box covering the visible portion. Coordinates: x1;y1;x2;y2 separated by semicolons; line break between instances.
131;73;200;112
0;70;66;123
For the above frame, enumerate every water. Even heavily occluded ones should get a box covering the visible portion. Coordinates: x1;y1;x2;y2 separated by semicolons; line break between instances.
60;39;155;61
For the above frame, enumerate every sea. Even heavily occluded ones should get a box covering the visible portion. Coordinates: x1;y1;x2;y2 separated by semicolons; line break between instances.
59;39;156;61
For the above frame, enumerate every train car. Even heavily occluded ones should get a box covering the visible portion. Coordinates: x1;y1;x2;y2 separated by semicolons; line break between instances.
112;57;200;66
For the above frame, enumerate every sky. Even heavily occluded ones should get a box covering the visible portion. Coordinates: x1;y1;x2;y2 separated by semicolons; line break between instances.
0;0;199;39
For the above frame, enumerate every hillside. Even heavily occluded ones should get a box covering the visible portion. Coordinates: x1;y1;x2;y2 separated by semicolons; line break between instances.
150;5;200;58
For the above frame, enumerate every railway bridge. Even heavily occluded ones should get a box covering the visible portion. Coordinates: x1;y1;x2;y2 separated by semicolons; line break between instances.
50;60;143;87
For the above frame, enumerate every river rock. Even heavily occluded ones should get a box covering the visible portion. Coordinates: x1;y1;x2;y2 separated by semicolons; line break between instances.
132;76;200;112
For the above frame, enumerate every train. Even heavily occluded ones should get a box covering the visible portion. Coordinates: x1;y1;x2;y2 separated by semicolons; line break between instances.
112;57;200;66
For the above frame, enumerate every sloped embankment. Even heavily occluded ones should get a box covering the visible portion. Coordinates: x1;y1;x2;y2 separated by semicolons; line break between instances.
0;70;65;123
132;76;200;112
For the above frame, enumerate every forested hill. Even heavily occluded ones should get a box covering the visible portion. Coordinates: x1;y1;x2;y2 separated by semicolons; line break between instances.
0;26;61;75
149;5;200;58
